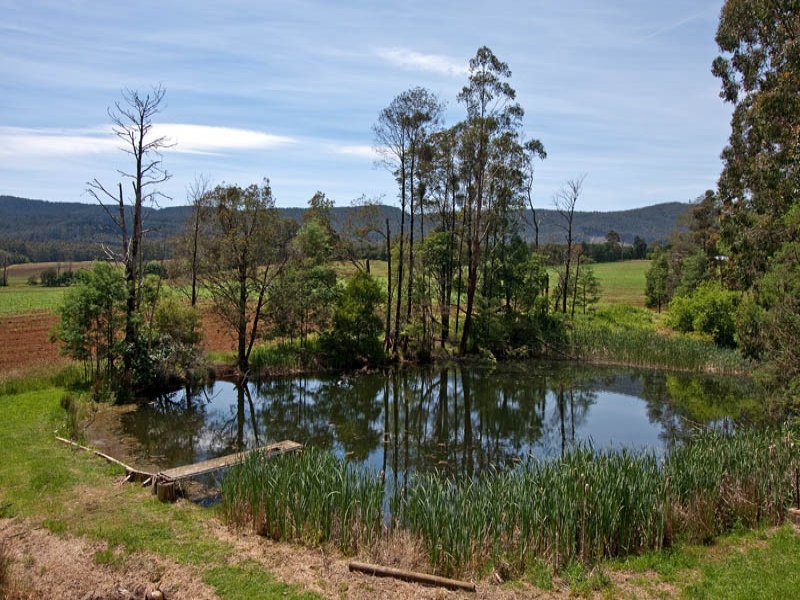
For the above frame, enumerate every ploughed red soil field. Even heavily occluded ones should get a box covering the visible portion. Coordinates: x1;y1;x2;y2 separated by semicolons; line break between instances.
0;310;235;376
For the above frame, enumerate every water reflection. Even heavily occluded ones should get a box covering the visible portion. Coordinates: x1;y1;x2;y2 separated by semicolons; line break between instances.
120;362;758;480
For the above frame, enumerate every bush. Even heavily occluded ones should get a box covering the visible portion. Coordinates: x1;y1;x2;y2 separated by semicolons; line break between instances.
666;282;738;347
472;297;567;359
320;271;385;368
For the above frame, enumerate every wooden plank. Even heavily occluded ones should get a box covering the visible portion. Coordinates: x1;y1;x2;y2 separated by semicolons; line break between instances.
157;440;302;482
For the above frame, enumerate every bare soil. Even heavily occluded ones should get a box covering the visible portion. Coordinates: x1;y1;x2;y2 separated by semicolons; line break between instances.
0;517;217;600
0;310;234;377
0;311;64;376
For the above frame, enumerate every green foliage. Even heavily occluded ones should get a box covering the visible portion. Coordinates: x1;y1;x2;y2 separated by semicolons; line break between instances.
645;252;669;311
320;271;385;368
575;264;600;314
666;282;738;347
472;297;567;359
55;262;127;388
147;295;204;383
673;251;708;297
572;307;748;374
143;260;168;278
39;266;76;287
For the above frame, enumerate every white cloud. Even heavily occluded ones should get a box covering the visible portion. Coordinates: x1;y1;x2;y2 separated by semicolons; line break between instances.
155;124;295;154
375;47;467;77
334;144;380;159
0;124;295;160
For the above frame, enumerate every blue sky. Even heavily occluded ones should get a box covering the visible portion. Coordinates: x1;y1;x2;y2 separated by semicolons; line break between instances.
0;0;730;211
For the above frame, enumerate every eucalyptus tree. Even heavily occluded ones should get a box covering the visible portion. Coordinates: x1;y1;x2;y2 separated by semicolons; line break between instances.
194;181;291;377
712;0;800;400
553;176;585;314
522;139;547;250
420;125;462;344
86;85;172;384
456;47;524;353
374;87;443;352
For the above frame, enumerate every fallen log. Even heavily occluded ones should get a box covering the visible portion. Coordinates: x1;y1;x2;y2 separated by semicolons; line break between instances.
348;561;476;592
55;436;154;482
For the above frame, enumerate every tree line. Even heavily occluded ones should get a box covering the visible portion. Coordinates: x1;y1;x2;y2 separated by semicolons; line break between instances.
644;0;800;412
53;47;608;398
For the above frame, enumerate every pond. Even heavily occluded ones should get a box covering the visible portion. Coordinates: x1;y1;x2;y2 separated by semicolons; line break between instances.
115;361;757;489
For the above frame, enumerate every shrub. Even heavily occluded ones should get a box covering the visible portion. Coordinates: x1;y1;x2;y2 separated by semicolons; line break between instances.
320;271;385;368
666;282;738;347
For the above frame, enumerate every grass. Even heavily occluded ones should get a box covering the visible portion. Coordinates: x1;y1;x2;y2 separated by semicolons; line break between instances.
222;429;800;580
0;261;96;315
592;260;650;307
571;305;750;375
0;373;319;599
0;284;66;315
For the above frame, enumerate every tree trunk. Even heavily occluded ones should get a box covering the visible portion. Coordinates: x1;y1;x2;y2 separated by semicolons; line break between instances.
385;219;392;349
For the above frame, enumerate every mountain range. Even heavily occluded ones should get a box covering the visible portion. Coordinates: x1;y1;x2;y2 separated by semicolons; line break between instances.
0;195;689;260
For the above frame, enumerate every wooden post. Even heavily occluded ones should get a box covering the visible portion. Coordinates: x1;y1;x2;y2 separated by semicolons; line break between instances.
156;481;177;503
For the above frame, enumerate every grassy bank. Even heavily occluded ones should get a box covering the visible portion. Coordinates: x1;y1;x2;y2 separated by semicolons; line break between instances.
0;372;319;599
570;305;750;375
221;429;799;579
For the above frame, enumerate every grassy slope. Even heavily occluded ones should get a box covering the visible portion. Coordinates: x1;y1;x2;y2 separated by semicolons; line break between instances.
0;383;319;599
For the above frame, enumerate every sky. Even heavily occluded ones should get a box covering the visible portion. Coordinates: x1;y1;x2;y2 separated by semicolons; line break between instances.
0;0;731;211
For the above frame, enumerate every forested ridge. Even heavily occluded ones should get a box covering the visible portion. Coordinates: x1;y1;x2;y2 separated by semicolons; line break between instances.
0;194;687;260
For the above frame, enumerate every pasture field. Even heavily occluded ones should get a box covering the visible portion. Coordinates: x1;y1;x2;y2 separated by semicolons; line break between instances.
591;259;650;306
0;285;67;315
1;261;95;315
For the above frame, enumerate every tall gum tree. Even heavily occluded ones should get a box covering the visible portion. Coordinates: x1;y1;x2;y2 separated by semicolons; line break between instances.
374;87;443;354
457;47;524;354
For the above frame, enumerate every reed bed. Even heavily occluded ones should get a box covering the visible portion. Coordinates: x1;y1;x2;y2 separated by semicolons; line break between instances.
221;429;799;579
571;323;749;375
220;447;384;553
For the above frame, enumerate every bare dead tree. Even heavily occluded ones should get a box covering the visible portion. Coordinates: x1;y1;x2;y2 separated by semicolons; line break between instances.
86;85;173;385
553;175;586;314
185;175;211;307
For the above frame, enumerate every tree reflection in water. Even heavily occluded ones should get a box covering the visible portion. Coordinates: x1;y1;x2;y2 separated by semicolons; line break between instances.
121;362;756;482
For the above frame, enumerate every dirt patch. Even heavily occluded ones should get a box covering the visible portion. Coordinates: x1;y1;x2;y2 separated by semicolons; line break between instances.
207;517;560;599
0;517;218;600
0;311;64;376
198;311;235;354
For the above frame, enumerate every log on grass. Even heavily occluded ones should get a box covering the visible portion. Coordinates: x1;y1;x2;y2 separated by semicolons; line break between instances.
348;561;476;592
55;436;154;482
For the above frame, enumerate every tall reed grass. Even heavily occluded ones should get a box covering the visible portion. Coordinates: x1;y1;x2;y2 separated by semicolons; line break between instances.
221;429;799;578
571;323;749;375
220;447;384;553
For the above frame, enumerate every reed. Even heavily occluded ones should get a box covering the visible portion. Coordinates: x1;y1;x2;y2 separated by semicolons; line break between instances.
221;429;799;579
220;447;384;554
571;322;749;375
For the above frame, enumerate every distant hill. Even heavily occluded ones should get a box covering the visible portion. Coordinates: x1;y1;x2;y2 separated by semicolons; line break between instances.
0;195;688;258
